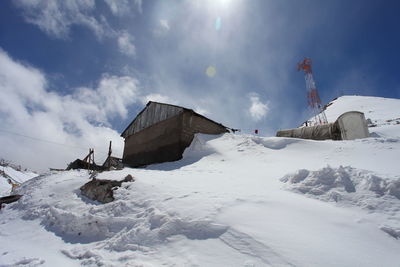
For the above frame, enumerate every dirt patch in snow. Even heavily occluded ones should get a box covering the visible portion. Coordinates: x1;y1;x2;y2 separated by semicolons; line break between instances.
80;174;134;203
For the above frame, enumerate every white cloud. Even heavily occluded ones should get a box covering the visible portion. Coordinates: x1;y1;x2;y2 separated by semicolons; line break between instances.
118;32;136;57
140;93;173;105
160;20;170;31
74;75;138;120
194;107;209;116
248;93;269;121
0;49;140;171
13;0;108;39
104;0;142;16
153;19;170;37
140;94;209;117
13;0;141;57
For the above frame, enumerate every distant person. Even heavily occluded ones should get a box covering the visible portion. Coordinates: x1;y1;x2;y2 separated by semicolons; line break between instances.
7;179;19;192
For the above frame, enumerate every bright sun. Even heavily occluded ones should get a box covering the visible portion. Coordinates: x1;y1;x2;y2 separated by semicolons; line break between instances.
205;0;236;9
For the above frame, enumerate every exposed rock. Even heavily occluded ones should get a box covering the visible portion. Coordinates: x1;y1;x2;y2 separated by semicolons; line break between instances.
80;175;134;203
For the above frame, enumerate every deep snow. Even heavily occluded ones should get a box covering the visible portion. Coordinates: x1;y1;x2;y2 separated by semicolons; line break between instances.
1;95;400;267
0;165;37;196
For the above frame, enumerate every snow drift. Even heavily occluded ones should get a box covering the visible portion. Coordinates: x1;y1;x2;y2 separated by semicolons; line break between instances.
281;166;400;239
1;95;400;266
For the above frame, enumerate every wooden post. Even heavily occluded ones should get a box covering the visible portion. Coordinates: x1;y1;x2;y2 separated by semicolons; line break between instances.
91;148;94;170
108;141;112;170
87;149;91;171
83;148;94;172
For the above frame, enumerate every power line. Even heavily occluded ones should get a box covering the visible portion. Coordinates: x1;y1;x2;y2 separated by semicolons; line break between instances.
0;128;109;156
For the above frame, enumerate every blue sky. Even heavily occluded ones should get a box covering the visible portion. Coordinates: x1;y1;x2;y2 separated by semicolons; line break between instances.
1;0;400;170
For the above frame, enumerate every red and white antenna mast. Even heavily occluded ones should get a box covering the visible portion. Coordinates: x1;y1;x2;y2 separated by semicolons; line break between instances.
297;58;328;125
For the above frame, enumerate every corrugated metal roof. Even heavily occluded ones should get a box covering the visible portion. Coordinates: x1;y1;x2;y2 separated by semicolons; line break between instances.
121;101;228;138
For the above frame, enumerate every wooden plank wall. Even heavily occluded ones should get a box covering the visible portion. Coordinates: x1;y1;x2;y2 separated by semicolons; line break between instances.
124;103;183;137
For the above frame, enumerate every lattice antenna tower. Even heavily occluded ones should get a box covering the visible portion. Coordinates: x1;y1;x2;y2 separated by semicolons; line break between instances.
297;58;328;125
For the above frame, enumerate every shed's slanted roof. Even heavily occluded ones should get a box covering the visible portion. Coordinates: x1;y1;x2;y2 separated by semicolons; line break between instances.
121;101;228;138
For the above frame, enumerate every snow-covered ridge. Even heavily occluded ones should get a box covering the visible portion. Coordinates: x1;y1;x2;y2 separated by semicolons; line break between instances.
0;95;400;266
324;95;400;138
325;95;400;122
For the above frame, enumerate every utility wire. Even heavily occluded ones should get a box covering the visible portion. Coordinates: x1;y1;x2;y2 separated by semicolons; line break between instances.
0;128;109;156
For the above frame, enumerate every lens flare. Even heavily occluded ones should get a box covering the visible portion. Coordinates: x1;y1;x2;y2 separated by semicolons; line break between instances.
206;66;217;77
215;17;222;31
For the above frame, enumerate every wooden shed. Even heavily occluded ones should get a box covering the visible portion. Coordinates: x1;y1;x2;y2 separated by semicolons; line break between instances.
121;101;229;167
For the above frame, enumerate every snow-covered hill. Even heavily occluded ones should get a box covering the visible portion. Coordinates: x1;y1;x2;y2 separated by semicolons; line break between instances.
1;96;400;267
0;163;37;196
324;95;400;138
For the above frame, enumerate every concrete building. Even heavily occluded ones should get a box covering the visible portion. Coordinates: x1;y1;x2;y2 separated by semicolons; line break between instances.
276;111;369;141
121;102;229;167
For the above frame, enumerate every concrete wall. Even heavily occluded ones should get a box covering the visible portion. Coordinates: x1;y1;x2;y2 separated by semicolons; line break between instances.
181;112;228;144
337;111;369;140
122;110;228;167
276;111;369;141
122;113;184;167
276;123;341;140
